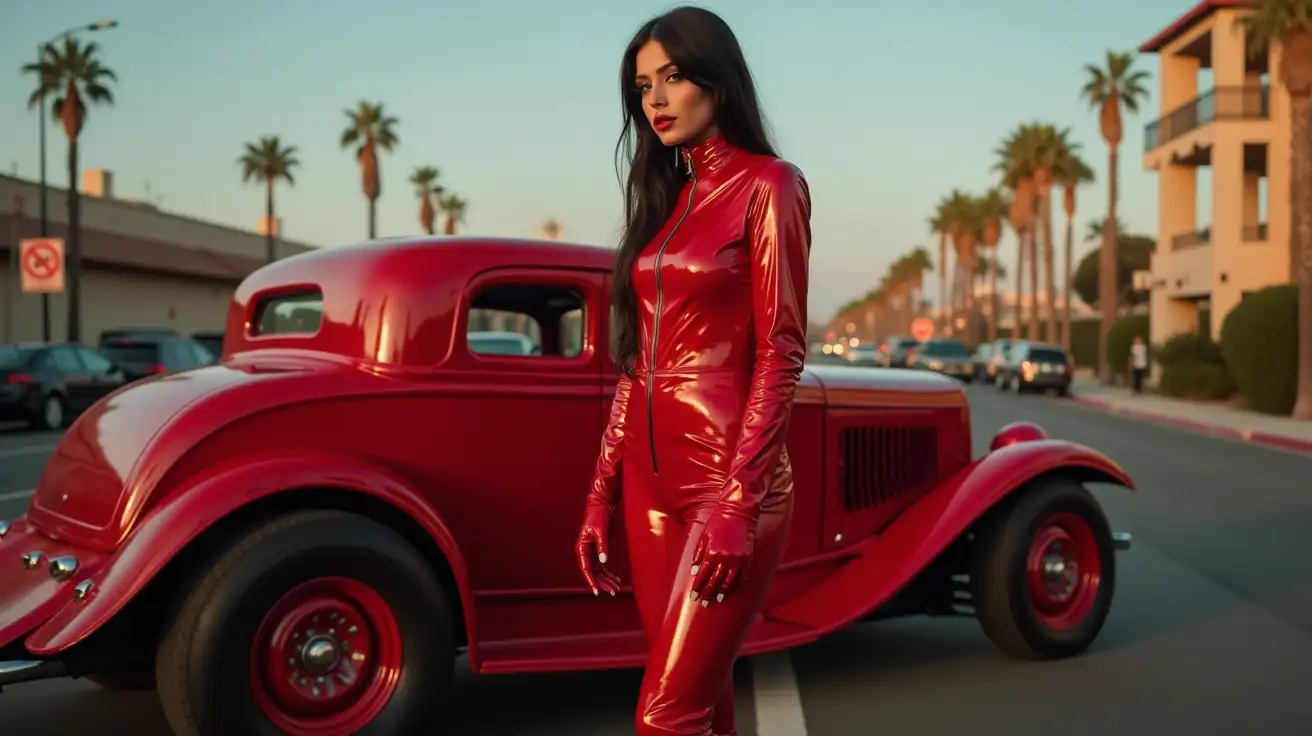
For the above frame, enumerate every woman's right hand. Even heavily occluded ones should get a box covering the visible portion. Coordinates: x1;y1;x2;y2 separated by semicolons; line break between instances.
575;505;621;597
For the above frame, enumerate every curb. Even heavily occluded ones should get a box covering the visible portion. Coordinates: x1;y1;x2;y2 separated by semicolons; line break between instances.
1070;395;1312;456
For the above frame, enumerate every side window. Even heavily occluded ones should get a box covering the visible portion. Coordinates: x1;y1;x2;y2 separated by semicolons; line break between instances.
189;340;216;364
466;283;585;358
51;346;82;372
78;349;113;372
253;289;324;336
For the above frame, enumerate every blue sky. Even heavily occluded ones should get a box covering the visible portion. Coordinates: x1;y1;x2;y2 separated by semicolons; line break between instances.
2;0;1199;320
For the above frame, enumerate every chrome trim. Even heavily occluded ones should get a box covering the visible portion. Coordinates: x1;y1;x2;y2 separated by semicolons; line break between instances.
0;520;10;539
74;580;93;602
1112;532;1132;551
22;551;42;569
48;555;78;580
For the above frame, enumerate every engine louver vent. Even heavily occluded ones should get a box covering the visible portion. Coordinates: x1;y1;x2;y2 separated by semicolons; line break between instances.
839;425;939;512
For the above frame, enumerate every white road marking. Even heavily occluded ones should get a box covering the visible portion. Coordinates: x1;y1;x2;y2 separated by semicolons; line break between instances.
0;443;57;459
0;489;35;502
751;650;809;736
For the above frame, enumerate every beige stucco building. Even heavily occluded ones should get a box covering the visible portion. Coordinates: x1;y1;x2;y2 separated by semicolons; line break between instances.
1141;0;1294;346
1;170;316;345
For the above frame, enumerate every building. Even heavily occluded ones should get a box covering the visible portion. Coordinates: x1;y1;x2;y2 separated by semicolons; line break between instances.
1140;0;1293;346
1;170;316;345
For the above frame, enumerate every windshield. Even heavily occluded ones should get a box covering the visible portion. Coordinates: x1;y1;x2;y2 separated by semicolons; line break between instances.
921;341;970;357
1028;348;1069;363
101;343;161;366
0;345;37;370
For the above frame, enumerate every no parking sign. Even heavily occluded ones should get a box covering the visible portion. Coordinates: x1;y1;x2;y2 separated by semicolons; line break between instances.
19;238;65;294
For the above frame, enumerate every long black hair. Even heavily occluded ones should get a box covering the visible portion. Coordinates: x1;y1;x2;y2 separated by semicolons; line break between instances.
610;6;777;376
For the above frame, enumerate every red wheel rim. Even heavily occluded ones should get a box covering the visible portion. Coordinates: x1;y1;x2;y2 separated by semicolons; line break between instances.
1024;512;1102;631
249;577;402;736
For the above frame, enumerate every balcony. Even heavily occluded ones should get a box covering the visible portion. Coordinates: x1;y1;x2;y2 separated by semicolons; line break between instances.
1144;85;1270;151
1171;228;1210;251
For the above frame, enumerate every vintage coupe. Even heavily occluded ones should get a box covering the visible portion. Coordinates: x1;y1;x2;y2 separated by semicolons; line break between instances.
0;237;1134;734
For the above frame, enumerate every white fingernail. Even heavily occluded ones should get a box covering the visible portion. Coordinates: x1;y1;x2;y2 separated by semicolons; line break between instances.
690;592;699;601
690;565;700;575
599;553;607;563
610;590;616;596
716;594;724;602
701;599;709;608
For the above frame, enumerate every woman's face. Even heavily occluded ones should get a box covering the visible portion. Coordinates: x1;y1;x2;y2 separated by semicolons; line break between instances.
634;40;716;148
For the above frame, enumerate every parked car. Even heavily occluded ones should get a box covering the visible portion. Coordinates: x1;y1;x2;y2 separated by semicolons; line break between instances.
467;330;538;356
0;236;1135;733
987;337;1017;384
99;334;217;381
0;342;128;429
845;343;879;366
907;338;974;380
997;341;1074;396
191;330;225;359
970;341;996;383
97;327;180;347
878;335;920;368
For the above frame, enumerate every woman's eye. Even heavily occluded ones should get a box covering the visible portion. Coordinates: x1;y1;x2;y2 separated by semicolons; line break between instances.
635;83;651;93
667;72;683;82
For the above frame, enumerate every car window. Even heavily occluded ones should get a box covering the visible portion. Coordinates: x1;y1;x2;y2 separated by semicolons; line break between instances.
51;346;83;372
897;338;919;349
922;341;970;357
188;339;216;365
101;342;162;367
0;345;37;370
254;290;324;336
1027;347;1069;363
466;282;585;359
78;348;113;372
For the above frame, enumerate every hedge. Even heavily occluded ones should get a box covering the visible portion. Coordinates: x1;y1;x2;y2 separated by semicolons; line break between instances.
1220;284;1299;415
996;317;1101;368
1154;331;1236;400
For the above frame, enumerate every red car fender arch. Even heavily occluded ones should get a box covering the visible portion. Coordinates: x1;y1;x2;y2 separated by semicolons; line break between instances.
765;439;1134;632
24;452;480;664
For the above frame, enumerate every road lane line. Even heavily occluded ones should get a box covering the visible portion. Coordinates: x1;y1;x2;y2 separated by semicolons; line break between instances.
0;444;57;460
751;651;809;736
0;489;35;502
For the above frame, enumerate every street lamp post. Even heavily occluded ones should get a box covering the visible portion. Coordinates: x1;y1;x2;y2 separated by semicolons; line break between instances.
35;20;117;343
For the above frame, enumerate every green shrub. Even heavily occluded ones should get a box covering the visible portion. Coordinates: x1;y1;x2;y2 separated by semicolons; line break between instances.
1158;361;1238;400
1220;284;1300;416
1105;313;1150;381
1155;331;1226;369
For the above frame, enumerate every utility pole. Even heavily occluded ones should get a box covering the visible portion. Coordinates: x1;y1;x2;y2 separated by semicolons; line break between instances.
6;194;25;343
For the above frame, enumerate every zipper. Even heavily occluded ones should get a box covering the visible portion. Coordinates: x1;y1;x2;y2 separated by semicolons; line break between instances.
646;150;698;474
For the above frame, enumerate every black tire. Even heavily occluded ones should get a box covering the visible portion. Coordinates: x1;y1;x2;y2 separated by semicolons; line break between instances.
29;393;65;430
970;478;1116;660
155;510;454;736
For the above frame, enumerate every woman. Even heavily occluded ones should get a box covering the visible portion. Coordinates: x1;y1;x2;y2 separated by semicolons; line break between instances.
574;6;812;735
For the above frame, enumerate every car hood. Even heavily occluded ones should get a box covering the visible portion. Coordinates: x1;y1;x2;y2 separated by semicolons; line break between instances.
802;363;967;409
26;359;320;550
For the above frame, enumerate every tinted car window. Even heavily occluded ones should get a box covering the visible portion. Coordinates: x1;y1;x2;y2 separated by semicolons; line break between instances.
897;338;920;349
78;349;114;372
102;343;161;367
51;346;83;372
0;345;37;370
921;341;970;357
1027;348;1069;363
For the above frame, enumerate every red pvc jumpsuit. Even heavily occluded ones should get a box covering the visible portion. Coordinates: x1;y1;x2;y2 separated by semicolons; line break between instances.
576;133;811;736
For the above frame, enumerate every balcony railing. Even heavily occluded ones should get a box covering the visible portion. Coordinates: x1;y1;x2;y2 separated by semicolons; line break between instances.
1171;228;1211;251
1144;85;1270;151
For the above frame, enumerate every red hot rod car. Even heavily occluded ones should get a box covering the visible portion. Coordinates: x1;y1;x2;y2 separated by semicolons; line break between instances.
0;236;1134;734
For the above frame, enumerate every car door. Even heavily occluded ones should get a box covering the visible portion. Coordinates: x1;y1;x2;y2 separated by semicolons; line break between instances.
49;345;93;411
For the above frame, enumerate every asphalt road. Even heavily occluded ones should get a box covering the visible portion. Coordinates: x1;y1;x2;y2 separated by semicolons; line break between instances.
2;385;1312;734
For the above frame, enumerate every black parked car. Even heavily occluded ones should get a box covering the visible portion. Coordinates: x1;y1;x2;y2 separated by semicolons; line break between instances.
996;341;1073;396
191;330;224;359
0;342;128;430
878;335;921;368
98;327;180;347
99;334;217;382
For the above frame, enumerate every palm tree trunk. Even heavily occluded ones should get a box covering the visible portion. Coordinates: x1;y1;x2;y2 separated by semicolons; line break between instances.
1042;194;1058;345
988;248;998;341
265;180;276;263
1099;146;1120;384
1062;209;1074;351
1027;226;1039;341
66;138;82;343
1014;229;1025;338
938;234;948;331
368;198;378;239
1289;93;1312;419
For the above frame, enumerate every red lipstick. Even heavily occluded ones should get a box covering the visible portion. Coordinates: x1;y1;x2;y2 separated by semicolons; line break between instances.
653;114;676;131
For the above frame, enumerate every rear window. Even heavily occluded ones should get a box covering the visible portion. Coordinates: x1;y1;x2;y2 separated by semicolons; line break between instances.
922;341;970;357
254;290;324;336
1027;348;1069;363
897;338;919;349
101;343;161;364
0;346;37;370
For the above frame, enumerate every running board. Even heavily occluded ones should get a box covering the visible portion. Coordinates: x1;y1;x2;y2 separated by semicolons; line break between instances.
0;660;65;691
1112;532;1132;551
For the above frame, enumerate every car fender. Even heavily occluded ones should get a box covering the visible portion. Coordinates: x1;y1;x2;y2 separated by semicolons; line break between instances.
24;451;478;661
767;438;1133;632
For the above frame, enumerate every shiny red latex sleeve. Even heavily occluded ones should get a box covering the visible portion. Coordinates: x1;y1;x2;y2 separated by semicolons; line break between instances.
577;374;633;595
716;160;812;522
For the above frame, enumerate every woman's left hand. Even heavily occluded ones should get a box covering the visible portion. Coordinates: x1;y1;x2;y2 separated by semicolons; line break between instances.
689;512;753;605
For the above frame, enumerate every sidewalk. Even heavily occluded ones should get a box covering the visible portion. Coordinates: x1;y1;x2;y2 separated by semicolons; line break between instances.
1069;379;1312;455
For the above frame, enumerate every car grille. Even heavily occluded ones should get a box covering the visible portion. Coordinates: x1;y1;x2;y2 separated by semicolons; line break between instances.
839;425;939;512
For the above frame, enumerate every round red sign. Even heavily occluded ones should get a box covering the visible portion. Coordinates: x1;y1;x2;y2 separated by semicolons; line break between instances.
910;317;935;342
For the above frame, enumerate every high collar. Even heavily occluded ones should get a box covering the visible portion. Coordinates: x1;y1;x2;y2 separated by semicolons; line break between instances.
679;133;736;179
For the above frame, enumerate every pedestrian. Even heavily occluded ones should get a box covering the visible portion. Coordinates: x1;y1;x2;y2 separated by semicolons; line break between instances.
1130;335;1148;394
573;7;812;735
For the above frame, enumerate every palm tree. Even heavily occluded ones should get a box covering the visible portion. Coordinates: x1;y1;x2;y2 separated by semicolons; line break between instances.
1027;124;1076;343
1082;51;1150;382
22;37;116;343
979;187;1009;340
928;204;952;330
1085;216;1128;243
238;137;300;263
1238;1;1312;418
409;166;443;234
902;246;934;318
439;194;468;235
945;192;984;340
1055;147;1095;351
541;218;564;240
340;101;399;239
996;126;1040;340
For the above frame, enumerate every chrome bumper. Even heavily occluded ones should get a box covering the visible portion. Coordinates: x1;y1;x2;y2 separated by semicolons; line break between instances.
1112;532;1132;551
0;660;65;690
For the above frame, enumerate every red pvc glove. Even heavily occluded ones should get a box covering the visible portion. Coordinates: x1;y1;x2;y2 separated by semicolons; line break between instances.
576;502;621;597
689;510;754;606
